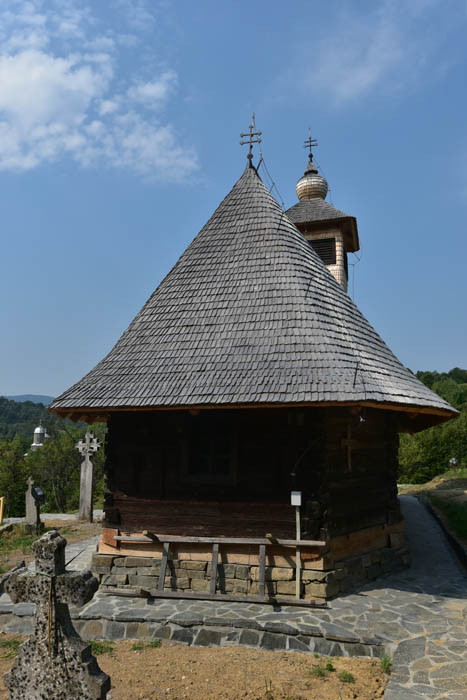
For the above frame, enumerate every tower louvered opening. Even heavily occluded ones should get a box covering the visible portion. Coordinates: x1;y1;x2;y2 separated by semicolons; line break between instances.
308;237;336;265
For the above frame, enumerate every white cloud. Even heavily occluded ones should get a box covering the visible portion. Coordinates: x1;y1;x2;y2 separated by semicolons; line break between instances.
294;0;465;105
127;71;178;107
0;0;199;181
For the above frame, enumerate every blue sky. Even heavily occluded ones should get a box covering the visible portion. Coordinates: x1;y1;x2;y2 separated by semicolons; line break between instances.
1;0;466;397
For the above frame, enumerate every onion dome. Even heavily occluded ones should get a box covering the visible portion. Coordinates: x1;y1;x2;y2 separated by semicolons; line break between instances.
296;154;328;200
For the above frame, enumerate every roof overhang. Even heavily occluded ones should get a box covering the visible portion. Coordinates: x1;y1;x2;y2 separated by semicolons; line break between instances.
49;399;458;434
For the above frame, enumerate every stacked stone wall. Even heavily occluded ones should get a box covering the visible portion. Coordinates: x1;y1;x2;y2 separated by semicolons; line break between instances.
92;543;410;600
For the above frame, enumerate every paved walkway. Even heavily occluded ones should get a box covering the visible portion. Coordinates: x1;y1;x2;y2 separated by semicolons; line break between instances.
1;496;466;699
4;510;103;525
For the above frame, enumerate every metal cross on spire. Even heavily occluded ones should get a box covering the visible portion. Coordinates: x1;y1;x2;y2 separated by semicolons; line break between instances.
240;113;262;165
304;128;318;160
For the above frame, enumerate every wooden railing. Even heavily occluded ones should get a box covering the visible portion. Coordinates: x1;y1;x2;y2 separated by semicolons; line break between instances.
110;532;328;608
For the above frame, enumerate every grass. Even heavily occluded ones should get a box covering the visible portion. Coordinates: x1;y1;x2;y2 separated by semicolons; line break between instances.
428;495;467;540
381;654;392;674
338;670;355;683
90;641;114;655
130;640;161;651
308;664;328;679
0;639;21;659
440;467;467;481
0;530;40;556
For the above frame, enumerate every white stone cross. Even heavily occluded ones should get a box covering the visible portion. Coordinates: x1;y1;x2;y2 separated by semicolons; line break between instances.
76;431;101;522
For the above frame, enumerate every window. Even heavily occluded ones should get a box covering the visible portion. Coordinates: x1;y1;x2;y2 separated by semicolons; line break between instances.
308;237;336;265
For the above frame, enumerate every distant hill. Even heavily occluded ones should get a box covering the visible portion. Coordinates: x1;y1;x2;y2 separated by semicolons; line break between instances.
0;396;85;442
4;394;54;405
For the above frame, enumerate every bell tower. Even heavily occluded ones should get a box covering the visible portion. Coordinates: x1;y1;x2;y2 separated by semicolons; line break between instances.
286;134;359;292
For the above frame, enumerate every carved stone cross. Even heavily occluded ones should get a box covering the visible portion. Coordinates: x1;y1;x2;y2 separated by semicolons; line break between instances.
4;530;110;699
76;431;101;522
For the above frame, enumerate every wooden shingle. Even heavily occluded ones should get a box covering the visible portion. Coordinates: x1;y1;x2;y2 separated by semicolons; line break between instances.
50;165;456;422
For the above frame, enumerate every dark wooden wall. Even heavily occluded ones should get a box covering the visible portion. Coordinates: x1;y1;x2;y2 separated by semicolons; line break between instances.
320;408;401;538
103;406;400;540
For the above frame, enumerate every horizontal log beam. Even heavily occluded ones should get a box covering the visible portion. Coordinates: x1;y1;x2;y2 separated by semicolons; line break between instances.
102;587;328;608
113;534;326;547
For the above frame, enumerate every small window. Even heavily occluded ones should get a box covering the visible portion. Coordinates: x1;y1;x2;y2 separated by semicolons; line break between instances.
308;238;336;265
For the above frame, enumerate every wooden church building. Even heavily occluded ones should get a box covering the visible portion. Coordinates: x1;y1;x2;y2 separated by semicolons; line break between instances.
50;132;456;602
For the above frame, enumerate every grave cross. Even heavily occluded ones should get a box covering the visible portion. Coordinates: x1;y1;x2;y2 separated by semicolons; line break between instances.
4;530;110;699
76;431;101;522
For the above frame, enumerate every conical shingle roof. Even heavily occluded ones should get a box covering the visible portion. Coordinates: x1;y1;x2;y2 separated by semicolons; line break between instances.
50;165;456;424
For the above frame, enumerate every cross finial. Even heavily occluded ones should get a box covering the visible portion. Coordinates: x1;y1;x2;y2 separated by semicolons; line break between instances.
304;128;318;161
76;431;101;458
240;113;262;166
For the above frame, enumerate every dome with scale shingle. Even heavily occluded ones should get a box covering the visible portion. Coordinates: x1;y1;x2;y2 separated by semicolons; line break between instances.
296;155;328;200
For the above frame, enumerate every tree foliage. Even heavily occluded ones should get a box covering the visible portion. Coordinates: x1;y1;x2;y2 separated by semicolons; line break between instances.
399;367;467;483
0;413;106;516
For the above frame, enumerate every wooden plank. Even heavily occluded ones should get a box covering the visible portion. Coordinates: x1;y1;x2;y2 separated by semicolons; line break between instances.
106;588;328;608
97;538;332;569
102;528;119;548
113;535;326;547
158;542;170;591
258;544;266;599
210;543;219;595
331;520;405;560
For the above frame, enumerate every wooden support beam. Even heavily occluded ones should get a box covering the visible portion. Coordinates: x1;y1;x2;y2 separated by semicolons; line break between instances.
258;544;266;599
158;542;169;591
210;543;219;595
113;534;326;548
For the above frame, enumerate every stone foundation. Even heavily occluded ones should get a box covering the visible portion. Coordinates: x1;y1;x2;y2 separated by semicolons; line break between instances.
91;544;410;601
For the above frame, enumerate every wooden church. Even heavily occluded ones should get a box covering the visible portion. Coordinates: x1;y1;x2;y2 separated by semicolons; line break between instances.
50;129;456;603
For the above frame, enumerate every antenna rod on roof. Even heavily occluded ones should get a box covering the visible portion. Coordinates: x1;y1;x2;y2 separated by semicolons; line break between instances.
240;113;262;166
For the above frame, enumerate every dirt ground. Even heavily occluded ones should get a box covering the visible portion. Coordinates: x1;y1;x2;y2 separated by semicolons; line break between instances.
0;636;387;699
0;519;101;571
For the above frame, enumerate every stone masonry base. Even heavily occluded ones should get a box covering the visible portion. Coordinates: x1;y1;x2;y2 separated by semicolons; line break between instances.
91;544;411;601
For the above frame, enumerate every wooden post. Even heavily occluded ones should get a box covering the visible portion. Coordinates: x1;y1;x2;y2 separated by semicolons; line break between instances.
76;432;101;522
0;496;4;524
295;505;301;599
291;491;302;600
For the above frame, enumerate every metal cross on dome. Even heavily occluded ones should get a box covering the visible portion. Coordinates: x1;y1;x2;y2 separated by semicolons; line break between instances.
304;128;318;159
240;113;262;163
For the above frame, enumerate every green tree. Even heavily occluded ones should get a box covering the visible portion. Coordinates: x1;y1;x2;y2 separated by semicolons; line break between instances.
0;435;28;516
26;422;106;513
399;367;467;483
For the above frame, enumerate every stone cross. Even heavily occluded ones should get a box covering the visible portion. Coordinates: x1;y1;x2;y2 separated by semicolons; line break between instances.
25;476;37;527
4;530;110;699
76;431;101;522
25;476;42;534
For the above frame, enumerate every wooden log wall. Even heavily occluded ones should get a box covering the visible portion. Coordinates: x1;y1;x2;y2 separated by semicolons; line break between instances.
321;407;401;538
103;407;325;539
103;406;401;543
